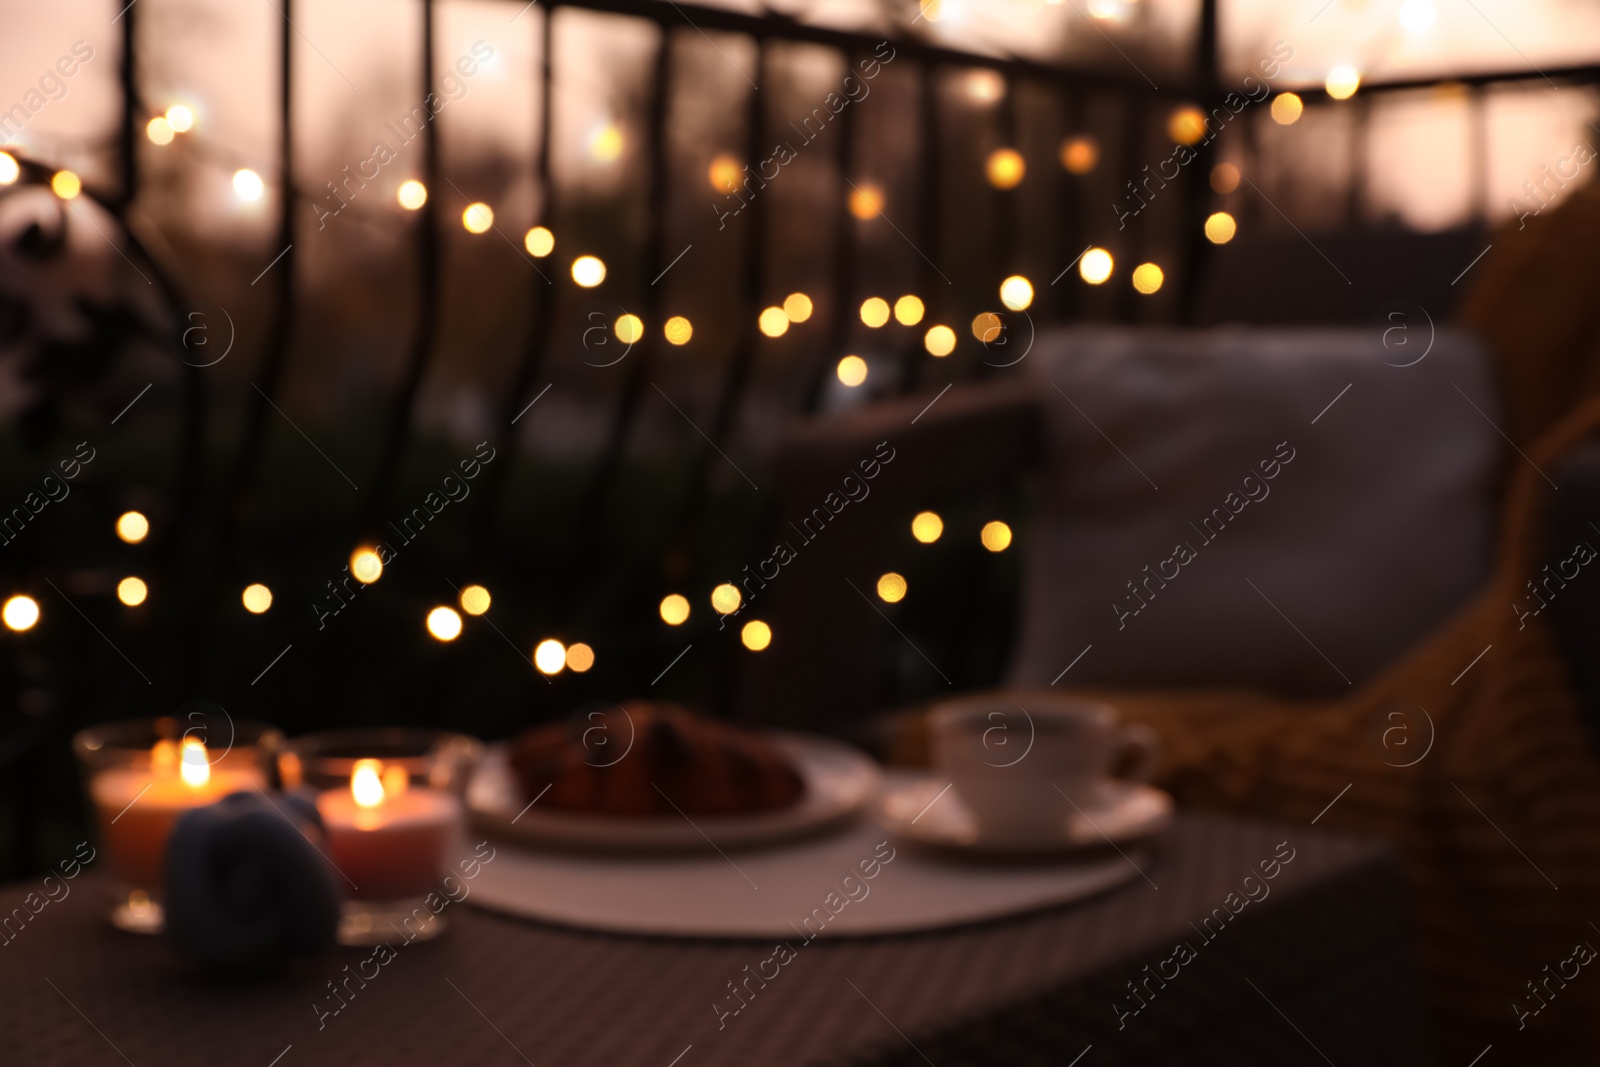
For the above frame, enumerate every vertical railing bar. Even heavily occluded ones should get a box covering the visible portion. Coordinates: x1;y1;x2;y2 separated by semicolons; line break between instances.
894;59;939;395
1177;0;1219;323
968;72;1018;379
801;48;860;413
1055;86;1085;321
474;3;560;555
363;0;440;531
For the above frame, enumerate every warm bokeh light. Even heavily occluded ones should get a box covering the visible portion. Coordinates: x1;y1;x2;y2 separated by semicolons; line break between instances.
587;122;624;163
0;153;17;186
51;170;82;199
1205;211;1238;244
912;511;944;543
146;117;174;146
462;202;493;234
1271;92;1304;125
242;583;273;614
615;314;644;344
924;326;956;357
894;295;925;326
837;355;868;387
985;148;1026;190
1168;106;1207;145
981;520;1013;552
352;760;384;807
397;180;427;210
572;255;606;287
860;297;891;328
115;510;149;544
758;307;790;338
876;572;907;603
426;606;463;641
708;153;742;193
460;584;491;615
740;620;772;651
165;104;194;132
565;642;595;672
659;593;690;625
664;316;693;345
919;0;943;20
783;293;813;323
1399;0;1435;32
1210;162;1240;194
2;595;39;632
117;577;148;607
962;70;1005;104
232;169;264;202
1080;248;1113;284
999;275;1034;311
848;184;884;219
525;226;555;257
711;583;742;615
350;548;383;584
180;738;210;788
1132;262;1165;294
534;638;567;675
972;312;1003;343
1326;66;1361;100
1060;136;1099;174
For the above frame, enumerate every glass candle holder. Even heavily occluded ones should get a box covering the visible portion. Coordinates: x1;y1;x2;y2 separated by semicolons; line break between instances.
279;728;481;946
73;714;283;934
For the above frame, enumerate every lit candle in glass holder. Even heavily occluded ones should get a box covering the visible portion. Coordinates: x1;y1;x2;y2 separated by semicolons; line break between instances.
317;758;460;901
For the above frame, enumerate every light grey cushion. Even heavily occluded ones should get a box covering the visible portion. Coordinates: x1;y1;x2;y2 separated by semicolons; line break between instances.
1007;325;1503;695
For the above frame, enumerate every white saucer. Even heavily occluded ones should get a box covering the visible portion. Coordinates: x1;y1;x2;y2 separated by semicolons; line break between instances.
880;777;1174;855
467;733;882;853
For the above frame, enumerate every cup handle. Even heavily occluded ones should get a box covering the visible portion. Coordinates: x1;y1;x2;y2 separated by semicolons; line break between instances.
1113;723;1161;784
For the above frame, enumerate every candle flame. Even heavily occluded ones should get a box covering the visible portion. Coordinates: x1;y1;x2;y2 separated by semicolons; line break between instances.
352;759;386;808
179;738;210;787
381;764;409;798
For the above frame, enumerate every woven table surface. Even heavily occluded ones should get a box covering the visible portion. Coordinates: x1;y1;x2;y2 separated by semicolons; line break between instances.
0;814;1422;1067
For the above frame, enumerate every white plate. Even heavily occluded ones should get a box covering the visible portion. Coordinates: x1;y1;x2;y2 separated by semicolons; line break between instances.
467;733;882;852
882;777;1174;855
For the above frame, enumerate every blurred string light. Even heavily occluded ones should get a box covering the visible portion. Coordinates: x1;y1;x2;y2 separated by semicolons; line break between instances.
3;595;39;632
837;355;868;387
711;583;742;614
460;584;491;615
462;202;493;234
1210;162;1240;193
1271;92;1304;125
116;510;149;543
233;168;264;201
708;153;742;193
427;606;462;641
971;312;1003;343
912;511;944;543
876;572;907;603
740;620;771;651
0;152;18;185
758;307;789;337
1205;211;1238;244
985;148;1025;189
587;122;624;163
848;184;883;219
918;0;943;21
860;297;890;328
1326;66;1361;100
565;642;595;672
1132;262;1165;294
1399;0;1435;32
664;316;693;345
51;170;82;199
117;577;148;607
894;295;925;326
242;583;273;614
999;275;1033;311
166;104;194;132
146;117;174;145
615;314;644;344
571;255;606;287
1060;136;1098;175
924;325;956;357
1167;107;1207;146
981;521;1012;552
534;638;566;674
1080;247;1113;284
350;547;383;584
963;70;1005;104
397;180;427;210
659;593;690;625
524;226;554;256
783;293;813;323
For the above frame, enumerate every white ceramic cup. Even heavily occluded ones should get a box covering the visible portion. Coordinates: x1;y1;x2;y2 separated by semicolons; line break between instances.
929;697;1160;842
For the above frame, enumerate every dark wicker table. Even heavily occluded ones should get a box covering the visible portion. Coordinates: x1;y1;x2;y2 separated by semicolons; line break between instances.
0;815;1422;1066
